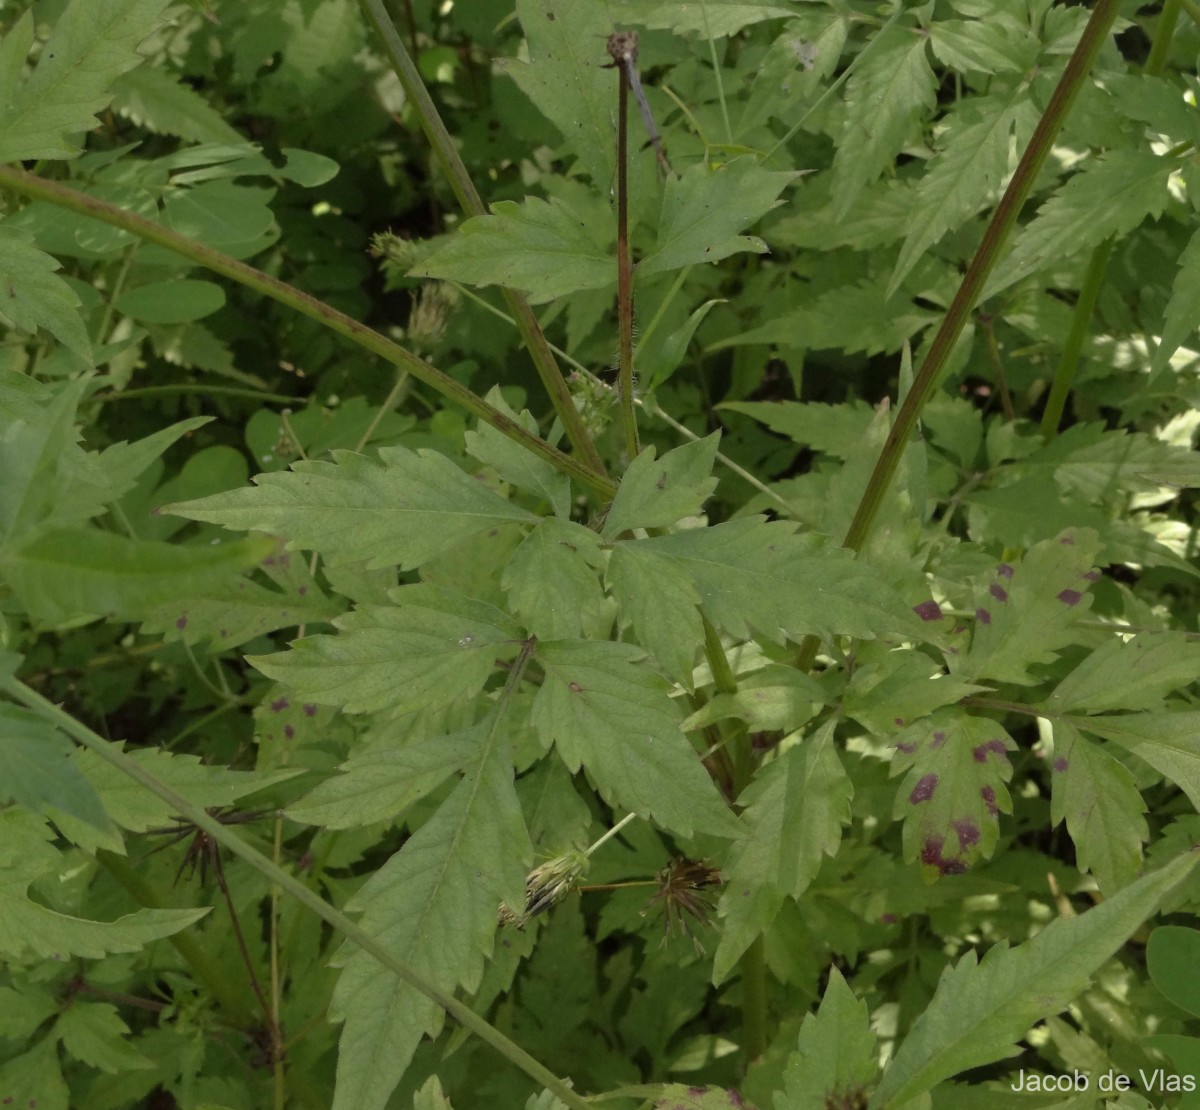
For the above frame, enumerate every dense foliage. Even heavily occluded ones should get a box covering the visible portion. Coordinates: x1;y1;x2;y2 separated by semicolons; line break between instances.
3;0;1200;1107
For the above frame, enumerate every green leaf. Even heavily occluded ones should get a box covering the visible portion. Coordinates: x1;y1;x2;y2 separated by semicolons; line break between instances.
1050;722;1148;894
287;729;480;829
55;1002;152;1073
166;447;539;570
1042;632;1200;716
844;649;985;736
329;718;530;1110
110;63;245;145
607;540;704;688
652;1085;756;1109
888;88;1035;296
504;0;615;186
959;528;1100;686
718;400;875;458
830;22;937;217
0;224;92;361
251;584;521;717
412;195;613;303
775;968;877;1110
876;849;1200;1106
1073;710;1200;814
0;704;110;832
114;278;227;324
714;721;852;982
611;0;797;36
531;639;742;839
891;711;1016;880
984;150;1174;298
601;434;720;538
1154;227;1200;374
640;297;723;391
1147;926;1200;1020
683;666;823;733
414;1075;456;1110
163;180;279;259
95;416;212;502
501;519;606;640
0;0;173;162
639;159;795;277
0;1041;69;1110
465;388;571;518
613;519;926;646
1;527;276;623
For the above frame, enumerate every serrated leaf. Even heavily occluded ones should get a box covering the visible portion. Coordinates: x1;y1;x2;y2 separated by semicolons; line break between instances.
639;159;795;277
166;446;539;570
611;0;796;36
465;388;571;518
614;519;926;646
110;62;245;145
601;434;720;537
251;585;521;716
0;0;173;162
889;89;1034;296
844;650;985;736
718;400;875;458
984;150;1174;298
1050;722;1147;893
0;705;110;832
875;849;1200;1106
640;297;723;391
960;529;1100;686
287;730;480;829
1042;632;1200;715
683;666;823;733
606;541;704;688
891;712;1015;880
412;195;613;303
531;639;742;838
1;527;275;623
714;721;851;982
96;416;212;501
775;968;877;1110
830;23;937;217
501;519;606;639
329;718;529;1110
0;1041;69;1110
1154;227;1200;374
504;0;615;185
0;225;92;361
55;1003;152;1073
414;1075;455;1110
1147;926;1200;1019
653;1084;756;1109
1073;710;1200;814
928;17;1037;74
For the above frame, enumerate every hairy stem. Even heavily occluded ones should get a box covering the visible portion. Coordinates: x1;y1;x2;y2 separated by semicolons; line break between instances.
0;166;616;501
615;51;641;460
356;0;607;479
0;675;592;1110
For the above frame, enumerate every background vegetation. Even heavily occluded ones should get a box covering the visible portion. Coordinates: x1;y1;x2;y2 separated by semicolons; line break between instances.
3;0;1200;1107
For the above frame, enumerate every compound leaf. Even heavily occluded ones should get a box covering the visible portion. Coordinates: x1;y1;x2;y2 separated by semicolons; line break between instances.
601;434;720;538
0;225;92;361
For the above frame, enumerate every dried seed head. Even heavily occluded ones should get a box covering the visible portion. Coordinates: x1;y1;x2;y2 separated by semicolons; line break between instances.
606;30;638;66
499;848;589;929
641;857;722;950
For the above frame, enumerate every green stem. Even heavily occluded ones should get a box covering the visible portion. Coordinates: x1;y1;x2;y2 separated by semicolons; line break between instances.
1039;236;1114;439
0;166;616;502
790;0;1123;675
615;49;642;461
740;936;768;1072
356;0;608;480
1178;0;1200;30
0;674;592;1110
91;384;301;405
1146;0;1182;76
95;849;257;1028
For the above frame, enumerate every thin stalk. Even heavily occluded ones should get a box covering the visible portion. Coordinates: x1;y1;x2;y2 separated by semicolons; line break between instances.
586;811;639;857
1179;0;1200;29
699;1;733;144
1040;236;1114;439
0;166;616;502
0;675;592;1110
740;937;768;1071
354;370;409;452
611;34;642;460
91;384;300;405
356;0;607;479
791;0;1124;673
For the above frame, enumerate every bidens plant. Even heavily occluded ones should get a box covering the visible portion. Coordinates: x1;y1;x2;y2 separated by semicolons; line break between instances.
2;0;1200;1108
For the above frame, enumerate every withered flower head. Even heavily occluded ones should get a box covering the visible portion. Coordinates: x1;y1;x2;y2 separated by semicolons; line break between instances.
498;848;589;929
641;857;722;950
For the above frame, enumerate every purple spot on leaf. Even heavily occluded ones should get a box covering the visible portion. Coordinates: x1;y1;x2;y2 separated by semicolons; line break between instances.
989;583;1008;602
271;697;289;712
972;744;989;763
896;741;917;755
728;1092;745;1108
881;912;897;924
909;773;938;804
1060;533;1075;545
298;585;308;595
981;785;998;816
262;555;276;566
1057;589;1082;606
953;818;980;849
986;738;1009;760
1054;756;1068;773
304;703;317;717
921;837;945;867
568;681;583;693
913;599;943;621
175;615;188;630
931;730;946;748
1084;570;1101;582
220;629;228;638
976;608;991;625
894;717;905;726
284;724;294;740
998;563;1014;579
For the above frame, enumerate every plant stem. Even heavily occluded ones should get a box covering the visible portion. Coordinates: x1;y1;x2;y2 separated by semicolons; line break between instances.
791;0;1123;674
613;38;642;461
356;0;608;480
0;675;593;1110
1040;236;1114;440
0;166;617;502
740;937;768;1071
92;384;301;405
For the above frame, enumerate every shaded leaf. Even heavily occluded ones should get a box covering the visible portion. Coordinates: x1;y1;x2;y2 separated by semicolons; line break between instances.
114;279;227;324
1074;710;1200;815
0;224;92;361
601;434;720;538
111;62;245;145
501;519;607;640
